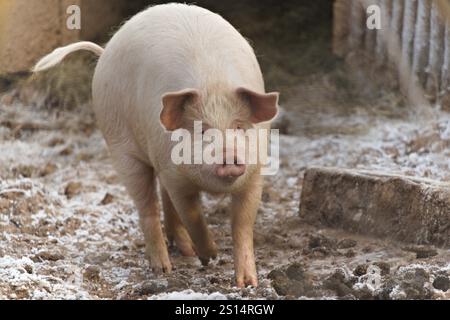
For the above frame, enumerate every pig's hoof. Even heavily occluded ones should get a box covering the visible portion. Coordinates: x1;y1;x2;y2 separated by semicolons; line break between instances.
198;244;218;266
199;256;210;266
146;247;172;274
236;276;258;288
150;259;173;274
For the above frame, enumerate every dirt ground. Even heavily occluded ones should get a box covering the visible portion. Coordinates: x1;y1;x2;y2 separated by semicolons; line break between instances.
0;66;449;299
0;0;449;300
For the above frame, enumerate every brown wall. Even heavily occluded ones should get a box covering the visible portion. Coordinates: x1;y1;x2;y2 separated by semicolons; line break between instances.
0;0;130;74
80;0;131;42
0;0;79;73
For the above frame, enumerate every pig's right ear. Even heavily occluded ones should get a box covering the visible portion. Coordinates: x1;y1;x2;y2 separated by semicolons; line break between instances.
160;89;200;131
236;87;279;124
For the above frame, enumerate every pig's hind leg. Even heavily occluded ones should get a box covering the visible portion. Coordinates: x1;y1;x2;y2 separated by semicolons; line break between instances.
161;187;196;257
113;153;172;274
173;192;218;266
160;178;218;266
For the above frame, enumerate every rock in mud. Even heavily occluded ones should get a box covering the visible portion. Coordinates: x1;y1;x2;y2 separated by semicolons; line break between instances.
267;269;285;281
100;193;115;205
0;198;10;212
398;268;432;299
47;137;65;147
344;249;356;258
64;182;82;199
403;245;438;259
376;277;398;300
373;262;390;276
59;146;73;156
285;263;307;281
135;278;188;296
308;234;336;249
39;163;57;177
354;264;368;276
83;265;101;282
23;264;33;274
323;269;355;298
353;284;374;300
84;252;110;265
12;165;35;178
268;264;316;298
303;234;338;258
299;167;450;247
337;238;357;249
432;275;450;292
136;280;169;295
31;251;64;262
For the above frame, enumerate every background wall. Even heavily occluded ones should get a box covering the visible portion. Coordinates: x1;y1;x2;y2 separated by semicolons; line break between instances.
0;0;335;97
0;0;147;73
0;0;79;73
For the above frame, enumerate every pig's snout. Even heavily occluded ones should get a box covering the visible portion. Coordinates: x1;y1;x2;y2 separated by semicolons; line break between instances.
215;150;246;178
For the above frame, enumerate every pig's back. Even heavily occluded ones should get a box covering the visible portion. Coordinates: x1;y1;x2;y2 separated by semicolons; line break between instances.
92;4;264;167
110;4;261;87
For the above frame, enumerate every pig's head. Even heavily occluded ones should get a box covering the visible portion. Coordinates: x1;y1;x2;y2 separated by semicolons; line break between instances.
160;85;279;193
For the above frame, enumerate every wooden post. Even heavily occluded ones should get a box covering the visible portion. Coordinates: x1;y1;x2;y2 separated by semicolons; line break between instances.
365;29;377;55
435;0;450;97
426;0;445;95
401;0;418;69
364;1;377;54
333;0;351;57
412;0;432;86
442;20;450;94
349;0;365;51
376;0;392;65
389;0;405;63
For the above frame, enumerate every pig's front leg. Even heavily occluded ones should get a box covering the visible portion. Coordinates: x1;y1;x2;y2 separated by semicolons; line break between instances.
113;154;172;274
231;175;262;288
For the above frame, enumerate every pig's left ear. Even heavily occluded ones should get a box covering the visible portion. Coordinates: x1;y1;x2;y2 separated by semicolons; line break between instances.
237;87;279;124
160;88;201;131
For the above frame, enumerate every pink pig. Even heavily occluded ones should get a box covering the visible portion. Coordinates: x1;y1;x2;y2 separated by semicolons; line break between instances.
33;3;279;287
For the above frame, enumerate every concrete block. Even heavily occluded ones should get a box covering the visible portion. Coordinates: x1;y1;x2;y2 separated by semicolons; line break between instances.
299;167;450;247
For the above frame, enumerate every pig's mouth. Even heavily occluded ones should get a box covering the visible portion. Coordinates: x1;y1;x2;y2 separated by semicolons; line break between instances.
215;163;246;179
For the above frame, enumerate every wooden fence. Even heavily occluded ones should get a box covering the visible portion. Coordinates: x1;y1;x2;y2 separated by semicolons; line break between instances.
333;0;450;105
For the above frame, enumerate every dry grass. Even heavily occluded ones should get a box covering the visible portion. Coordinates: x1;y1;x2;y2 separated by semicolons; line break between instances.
21;52;97;110
0;51;96;111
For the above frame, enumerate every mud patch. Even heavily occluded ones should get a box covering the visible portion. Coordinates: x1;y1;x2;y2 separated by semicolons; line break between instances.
1;70;449;300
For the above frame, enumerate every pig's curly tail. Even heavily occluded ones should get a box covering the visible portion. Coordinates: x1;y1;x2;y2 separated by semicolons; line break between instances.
32;41;104;73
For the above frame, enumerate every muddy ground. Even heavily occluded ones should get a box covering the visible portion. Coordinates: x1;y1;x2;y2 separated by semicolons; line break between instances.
0;0;449;300
0;66;449;299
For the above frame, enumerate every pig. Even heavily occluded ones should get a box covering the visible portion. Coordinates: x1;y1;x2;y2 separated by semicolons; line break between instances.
33;3;279;288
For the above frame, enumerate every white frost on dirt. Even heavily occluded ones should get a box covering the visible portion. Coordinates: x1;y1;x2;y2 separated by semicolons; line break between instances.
0;256;92;300
148;289;228;300
0;98;449;300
